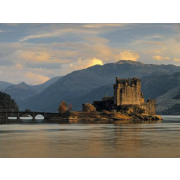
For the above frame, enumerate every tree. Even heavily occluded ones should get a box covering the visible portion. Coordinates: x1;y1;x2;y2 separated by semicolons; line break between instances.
58;101;68;113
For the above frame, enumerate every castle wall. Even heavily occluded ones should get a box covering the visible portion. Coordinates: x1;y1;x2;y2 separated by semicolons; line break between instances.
93;97;114;111
140;99;156;115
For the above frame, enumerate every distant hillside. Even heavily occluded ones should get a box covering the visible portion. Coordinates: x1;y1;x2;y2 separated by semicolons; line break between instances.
173;89;180;100
5;82;36;101
141;72;180;114
0;91;19;111
160;104;180;115
141;71;180;100
31;76;62;94
0;81;13;91
18;60;180;113
4;76;62;102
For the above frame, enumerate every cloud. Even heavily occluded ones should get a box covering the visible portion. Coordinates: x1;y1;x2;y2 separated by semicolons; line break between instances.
0;29;12;33
0;65;51;85
148;41;165;46
115;51;140;61
153;55;171;61
25;62;61;69
1;23;179;84
21;51;51;62
175;36;180;43
174;57;180;62
19;50;75;65
19;29;73;42
15;63;23;70
83;58;103;67
71;58;103;69
6;23;19;26
61;58;103;75
19;27;97;42
18;23;131;42
82;23;126;28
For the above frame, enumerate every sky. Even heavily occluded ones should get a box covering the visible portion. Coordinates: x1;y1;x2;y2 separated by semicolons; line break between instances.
0;23;179;85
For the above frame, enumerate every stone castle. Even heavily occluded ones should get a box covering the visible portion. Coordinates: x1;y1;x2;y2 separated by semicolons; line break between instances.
93;77;156;115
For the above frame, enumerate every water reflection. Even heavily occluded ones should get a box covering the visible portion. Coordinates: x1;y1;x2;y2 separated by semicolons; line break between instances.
0;116;179;158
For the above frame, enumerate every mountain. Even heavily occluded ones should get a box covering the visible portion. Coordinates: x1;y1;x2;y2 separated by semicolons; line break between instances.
0;91;19;111
5;82;36;101
31;76;62;94
0;81;13;91
4;76;62;103
141;72;180;114
173;89;180;99
141;71;180;100
18;60;180;113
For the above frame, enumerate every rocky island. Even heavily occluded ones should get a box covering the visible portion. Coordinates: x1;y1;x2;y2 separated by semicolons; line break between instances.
47;76;162;123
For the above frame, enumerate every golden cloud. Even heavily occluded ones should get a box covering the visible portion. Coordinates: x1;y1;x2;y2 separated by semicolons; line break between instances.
93;44;113;61
15;63;23;70
61;58;104;75
174;57;180;62
21;51;50;62
76;58;103;69
153;55;170;61
86;58;104;67
115;51;140;61
147;41;165;46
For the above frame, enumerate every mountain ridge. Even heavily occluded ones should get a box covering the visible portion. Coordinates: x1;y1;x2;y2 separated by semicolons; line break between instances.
18;60;180;114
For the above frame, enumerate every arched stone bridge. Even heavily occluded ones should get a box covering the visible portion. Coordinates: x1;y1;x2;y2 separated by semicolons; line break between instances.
0;110;59;122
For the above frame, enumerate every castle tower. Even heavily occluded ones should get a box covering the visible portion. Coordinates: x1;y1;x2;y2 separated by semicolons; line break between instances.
114;77;144;106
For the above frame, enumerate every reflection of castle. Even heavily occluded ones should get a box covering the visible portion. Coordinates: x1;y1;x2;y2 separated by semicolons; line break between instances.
93;77;156;115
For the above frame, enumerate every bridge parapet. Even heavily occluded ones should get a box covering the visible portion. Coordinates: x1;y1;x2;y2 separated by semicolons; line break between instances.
0;109;19;113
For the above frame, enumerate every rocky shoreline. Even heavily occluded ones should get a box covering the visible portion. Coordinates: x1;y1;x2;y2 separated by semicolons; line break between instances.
44;111;163;123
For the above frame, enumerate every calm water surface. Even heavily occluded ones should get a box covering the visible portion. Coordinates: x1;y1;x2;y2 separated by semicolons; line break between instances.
0;115;180;158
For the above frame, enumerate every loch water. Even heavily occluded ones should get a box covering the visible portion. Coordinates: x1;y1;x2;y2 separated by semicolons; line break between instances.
0;115;179;158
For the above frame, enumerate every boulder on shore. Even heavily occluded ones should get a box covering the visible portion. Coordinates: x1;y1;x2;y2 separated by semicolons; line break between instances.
82;103;96;112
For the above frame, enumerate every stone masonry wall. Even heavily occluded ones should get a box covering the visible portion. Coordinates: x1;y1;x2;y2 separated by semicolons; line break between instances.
140;99;156;115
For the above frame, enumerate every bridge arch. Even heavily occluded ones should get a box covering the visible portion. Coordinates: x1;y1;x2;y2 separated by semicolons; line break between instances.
35;114;45;119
